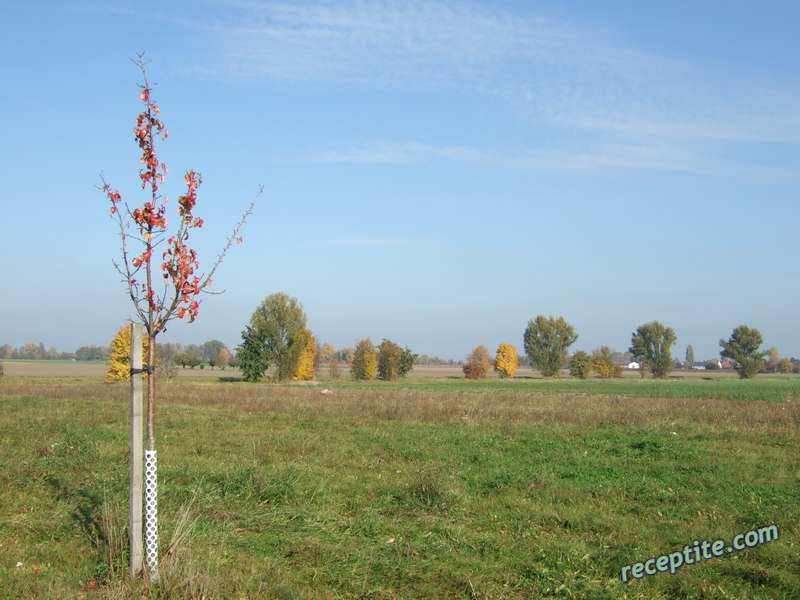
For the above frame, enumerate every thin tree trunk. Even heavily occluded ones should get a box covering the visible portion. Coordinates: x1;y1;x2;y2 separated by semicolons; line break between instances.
147;337;157;451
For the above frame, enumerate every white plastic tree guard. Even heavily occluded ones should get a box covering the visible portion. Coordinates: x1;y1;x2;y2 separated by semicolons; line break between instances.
144;449;159;579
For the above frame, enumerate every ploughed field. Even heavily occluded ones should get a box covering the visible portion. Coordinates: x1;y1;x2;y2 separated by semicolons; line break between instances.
1;371;798;599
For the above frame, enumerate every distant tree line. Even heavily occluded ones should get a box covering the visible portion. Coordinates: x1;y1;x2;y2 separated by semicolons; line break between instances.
461;317;800;381
1;336;238;371
235;293;417;383
104;325;238;382
155;340;233;370
6;308;800;383
0;343;110;361
352;338;415;381
414;355;459;366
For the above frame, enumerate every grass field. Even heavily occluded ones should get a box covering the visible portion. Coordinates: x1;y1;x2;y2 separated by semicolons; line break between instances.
1;371;798;599
326;375;800;403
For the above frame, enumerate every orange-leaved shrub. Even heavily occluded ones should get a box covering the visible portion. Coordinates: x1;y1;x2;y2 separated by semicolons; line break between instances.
592;346;622;379
463;345;491;379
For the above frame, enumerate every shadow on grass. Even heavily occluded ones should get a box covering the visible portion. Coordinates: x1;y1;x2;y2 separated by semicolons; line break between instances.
44;475;107;549
217;376;245;383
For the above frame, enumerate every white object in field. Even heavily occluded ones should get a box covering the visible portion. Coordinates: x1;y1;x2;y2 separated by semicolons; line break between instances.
144;449;159;578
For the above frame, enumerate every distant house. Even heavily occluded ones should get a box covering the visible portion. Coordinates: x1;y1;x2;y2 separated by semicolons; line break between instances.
615;361;640;370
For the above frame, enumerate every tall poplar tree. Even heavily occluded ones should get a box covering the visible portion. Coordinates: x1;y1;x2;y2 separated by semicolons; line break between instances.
685;344;695;368
629;321;676;379
720;325;765;379
523;315;578;377
238;293;308;382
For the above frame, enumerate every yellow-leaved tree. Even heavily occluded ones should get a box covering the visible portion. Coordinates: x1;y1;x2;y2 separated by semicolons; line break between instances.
106;325;150;382
352;338;377;380
592;346;622;379
215;347;231;370
293;331;316;380
493;343;519;378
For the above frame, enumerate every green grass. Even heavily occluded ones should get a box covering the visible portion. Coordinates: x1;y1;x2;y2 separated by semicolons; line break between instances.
1;377;798;599
326;375;800;402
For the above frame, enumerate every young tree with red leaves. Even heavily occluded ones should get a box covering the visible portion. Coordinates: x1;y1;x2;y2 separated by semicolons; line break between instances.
101;54;259;576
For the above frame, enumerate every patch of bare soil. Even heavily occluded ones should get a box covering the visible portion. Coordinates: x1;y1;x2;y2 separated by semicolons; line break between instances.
3;362;108;377
2;362;238;377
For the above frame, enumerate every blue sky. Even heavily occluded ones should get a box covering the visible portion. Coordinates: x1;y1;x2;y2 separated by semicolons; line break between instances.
1;1;798;362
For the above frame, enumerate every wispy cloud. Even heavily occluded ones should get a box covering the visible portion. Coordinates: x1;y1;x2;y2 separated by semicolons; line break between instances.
267;139;799;181
322;237;416;247
195;0;584;87
87;0;800;175
306;142;500;166
197;1;797;171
